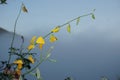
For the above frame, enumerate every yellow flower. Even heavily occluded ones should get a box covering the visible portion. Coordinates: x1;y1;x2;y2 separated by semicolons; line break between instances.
14;60;23;64
28;55;35;64
38;44;43;49
30;36;36;44
51;26;60;33
17;64;22;70
36;36;45;49
27;36;36;50
14;60;23;70
36;36;45;44
27;44;35;50
49;34;57;43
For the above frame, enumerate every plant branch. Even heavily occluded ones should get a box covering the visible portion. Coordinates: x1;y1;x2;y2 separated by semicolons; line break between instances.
22;58;44;76
22;12;93;76
43;12;92;38
60;13;92;27
8;4;22;64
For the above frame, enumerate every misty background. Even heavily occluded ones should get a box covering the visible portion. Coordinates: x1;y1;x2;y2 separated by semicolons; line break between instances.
0;0;120;80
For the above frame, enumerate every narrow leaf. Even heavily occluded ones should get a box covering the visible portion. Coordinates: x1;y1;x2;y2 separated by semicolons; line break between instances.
48;58;57;63
19;75;23;80
37;78;43;80
45;46;54;60
36;68;41;79
92;13;95;19
101;76;108;80
30;72;36;76
67;24;71;33
76;17;80;25
45;53;51;60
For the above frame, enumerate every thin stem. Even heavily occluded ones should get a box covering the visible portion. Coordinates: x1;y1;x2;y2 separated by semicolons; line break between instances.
22;12;93;75
43;13;92;39
20;36;24;54
60;13;92;27
8;4;22;64
22;58;44;76
43;32;53;39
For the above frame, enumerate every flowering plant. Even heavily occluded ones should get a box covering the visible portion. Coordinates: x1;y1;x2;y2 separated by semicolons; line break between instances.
0;2;95;80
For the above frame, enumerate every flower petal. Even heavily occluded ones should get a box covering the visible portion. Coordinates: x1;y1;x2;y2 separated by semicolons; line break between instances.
30;36;36;44
39;44;43;50
27;44;35;50
17;64;22;70
51;26;60;33
28;55;35;64
14;60;23;70
14;60;23;64
36;36;45;44
49;34;57;43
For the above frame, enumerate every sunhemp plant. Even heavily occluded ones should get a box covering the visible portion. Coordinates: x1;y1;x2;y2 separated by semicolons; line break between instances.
0;2;95;80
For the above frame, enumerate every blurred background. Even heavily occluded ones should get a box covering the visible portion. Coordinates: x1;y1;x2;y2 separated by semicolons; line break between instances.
0;0;120;80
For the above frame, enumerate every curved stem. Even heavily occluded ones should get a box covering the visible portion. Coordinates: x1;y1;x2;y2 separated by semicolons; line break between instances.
60;13;92;27
43;13;92;39
22;12;93;75
20;36;24;54
8;4;22;64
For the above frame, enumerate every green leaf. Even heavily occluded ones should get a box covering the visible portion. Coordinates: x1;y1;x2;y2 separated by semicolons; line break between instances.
92;13;95;19
19;75;23;80
76;17;80;25
36;68;41;79
30;72;36;76
67;24;71;33
44;46;54;60
0;0;7;4
48;58;57;63
37;78;43;80
45;53;51;60
101;76;108;80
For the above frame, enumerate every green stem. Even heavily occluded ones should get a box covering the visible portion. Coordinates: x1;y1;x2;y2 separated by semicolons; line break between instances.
20;36;24;54
60;13;92;27
8;4;22;64
43;13;92;39
43;32;53;39
22;12;93;75
22;58;44;76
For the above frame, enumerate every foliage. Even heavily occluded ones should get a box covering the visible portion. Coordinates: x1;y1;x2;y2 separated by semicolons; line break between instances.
0;2;95;80
0;0;7;4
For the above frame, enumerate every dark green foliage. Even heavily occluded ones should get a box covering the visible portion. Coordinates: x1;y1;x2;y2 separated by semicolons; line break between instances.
64;77;73;80
0;0;7;4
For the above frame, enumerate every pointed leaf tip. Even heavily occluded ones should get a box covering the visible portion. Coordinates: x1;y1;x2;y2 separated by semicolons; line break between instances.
92;13;95;20
48;59;57;63
36;68;41;79
67;24;71;33
45;53;51;60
